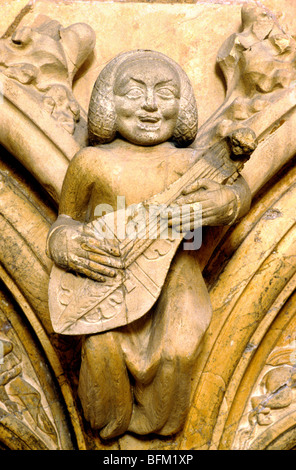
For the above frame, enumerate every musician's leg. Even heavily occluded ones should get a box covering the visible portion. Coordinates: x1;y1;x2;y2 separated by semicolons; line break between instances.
126;250;212;435
78;331;133;439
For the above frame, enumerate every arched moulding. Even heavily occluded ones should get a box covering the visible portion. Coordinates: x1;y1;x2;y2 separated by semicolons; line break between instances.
0;145;57;225
0;74;81;203
0;150;116;451
195;105;296;274
178;169;296;450
242;107;296;199
0;157;88;449
218;288;296;450
198;161;296;451
0;166;54;333
202;155;296;284
249;412;296;451
0;283;75;450
0;265;88;450
0;413;48;450
195;112;296;279
1;1;296;451
206;402;296;451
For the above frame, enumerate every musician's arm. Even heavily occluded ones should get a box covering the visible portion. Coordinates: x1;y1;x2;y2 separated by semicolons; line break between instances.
172;173;252;228
59;148;95;220
46;148;122;281
46;148;94;260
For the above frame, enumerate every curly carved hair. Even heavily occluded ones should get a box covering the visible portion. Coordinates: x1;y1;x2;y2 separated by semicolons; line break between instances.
88;50;198;147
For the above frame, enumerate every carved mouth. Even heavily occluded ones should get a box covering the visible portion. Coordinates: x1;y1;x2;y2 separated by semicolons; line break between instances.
137;115;161;131
137;122;161;132
138;115;160;123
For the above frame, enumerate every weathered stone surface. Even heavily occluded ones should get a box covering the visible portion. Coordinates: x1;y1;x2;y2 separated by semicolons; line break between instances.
0;0;296;451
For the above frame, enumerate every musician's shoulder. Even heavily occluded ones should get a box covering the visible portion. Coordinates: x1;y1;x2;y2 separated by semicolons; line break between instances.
70;145;110;170
171;146;199;165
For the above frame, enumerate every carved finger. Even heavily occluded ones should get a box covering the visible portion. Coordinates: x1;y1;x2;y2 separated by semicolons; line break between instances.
178;187;225;205
72;255;118;278
81;237;121;257
80;241;122;265
168;210;202;228
87;252;124;269
88;262;117;277
201;204;235;225
177;221;201;233
199;215;220;226
161;203;199;221
80;269;107;283
177;194;200;205
197;179;222;191
182;178;220;195
76;268;106;283
68;256;107;282
181;180;201;195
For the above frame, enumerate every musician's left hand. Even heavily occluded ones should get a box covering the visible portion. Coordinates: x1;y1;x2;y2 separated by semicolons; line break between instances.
171;178;238;227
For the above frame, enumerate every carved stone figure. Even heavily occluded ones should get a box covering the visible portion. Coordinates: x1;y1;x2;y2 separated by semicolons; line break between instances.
1;0;296;451
47;49;253;439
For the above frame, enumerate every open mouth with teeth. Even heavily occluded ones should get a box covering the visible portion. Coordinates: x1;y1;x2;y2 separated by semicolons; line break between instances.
137;115;161;131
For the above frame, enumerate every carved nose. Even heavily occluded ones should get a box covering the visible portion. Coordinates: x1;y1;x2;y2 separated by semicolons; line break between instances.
142;91;158;112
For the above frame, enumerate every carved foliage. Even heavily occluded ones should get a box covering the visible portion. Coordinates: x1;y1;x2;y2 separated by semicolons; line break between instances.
0;14;95;136
0;288;74;450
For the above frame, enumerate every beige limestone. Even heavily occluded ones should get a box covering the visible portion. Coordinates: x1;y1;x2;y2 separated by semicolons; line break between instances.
0;0;296;451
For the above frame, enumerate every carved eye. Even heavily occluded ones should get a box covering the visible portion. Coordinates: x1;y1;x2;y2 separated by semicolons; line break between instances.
125;88;144;99
156;88;176;99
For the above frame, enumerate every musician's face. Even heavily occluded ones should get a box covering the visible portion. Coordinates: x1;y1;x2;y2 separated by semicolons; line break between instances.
113;58;180;146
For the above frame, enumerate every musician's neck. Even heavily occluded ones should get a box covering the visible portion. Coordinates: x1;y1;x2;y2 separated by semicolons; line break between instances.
101;138;178;156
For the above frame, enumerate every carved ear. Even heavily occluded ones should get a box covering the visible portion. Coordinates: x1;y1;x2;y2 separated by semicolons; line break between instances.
60;23;96;85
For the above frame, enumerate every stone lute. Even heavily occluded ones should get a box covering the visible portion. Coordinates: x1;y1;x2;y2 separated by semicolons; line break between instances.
49;138;245;335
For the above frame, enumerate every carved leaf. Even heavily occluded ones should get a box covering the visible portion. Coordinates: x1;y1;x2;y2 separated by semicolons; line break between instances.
74;296;102;319
266;346;295;366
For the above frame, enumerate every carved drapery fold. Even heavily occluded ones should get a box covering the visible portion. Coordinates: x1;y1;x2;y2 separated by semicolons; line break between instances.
0;1;296;450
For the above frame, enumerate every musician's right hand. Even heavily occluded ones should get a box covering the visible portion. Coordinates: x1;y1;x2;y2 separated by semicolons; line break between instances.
47;216;123;282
